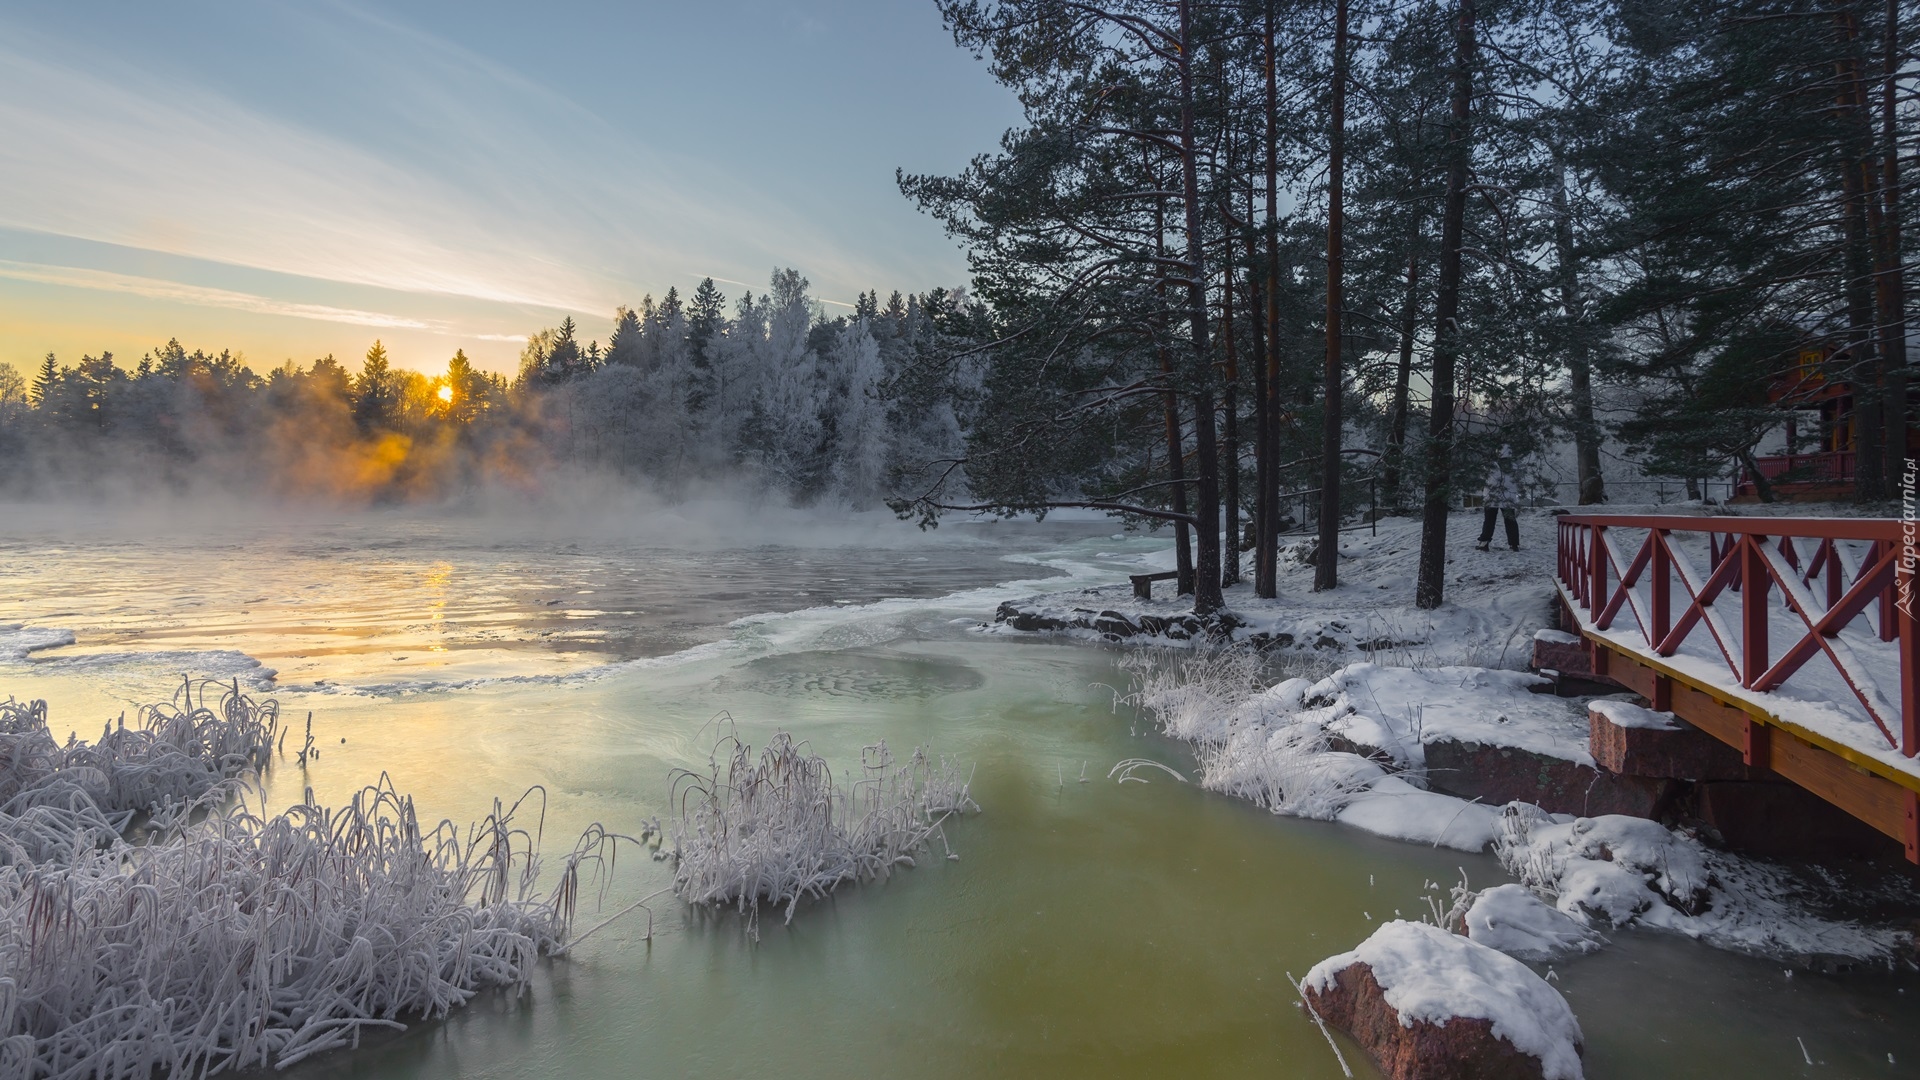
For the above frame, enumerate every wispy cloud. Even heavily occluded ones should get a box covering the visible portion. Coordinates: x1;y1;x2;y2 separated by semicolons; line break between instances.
0;8;885;325
0;260;435;330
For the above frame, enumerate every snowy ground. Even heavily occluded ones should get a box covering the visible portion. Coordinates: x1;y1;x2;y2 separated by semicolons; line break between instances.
991;508;1571;667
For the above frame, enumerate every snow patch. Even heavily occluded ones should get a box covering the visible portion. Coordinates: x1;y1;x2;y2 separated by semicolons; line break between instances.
0;624;75;661
1589;699;1682;731
1336;776;1499;852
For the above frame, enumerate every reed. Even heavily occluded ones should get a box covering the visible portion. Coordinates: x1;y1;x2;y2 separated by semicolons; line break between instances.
666;725;976;935
0;684;617;1076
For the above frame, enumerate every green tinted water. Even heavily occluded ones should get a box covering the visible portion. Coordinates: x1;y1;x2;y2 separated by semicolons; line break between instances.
7;513;1918;1078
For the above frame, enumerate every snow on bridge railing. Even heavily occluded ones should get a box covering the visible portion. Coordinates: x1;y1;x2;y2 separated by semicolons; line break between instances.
1555;514;1918;757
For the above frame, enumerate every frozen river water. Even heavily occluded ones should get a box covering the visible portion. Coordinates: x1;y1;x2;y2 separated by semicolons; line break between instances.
4;502;1917;1077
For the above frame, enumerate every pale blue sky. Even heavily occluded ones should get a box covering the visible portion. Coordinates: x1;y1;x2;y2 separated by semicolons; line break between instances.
0;0;1020;373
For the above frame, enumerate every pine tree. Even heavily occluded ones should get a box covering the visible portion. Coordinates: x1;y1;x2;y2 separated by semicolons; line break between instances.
355;340;395;430
605;306;643;367
686;278;727;415
30;353;58;406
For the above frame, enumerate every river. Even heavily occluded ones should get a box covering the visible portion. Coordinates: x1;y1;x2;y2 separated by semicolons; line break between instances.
4;502;1916;1077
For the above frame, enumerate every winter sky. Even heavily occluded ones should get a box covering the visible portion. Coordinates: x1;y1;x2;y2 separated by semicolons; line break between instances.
0;0;1022;374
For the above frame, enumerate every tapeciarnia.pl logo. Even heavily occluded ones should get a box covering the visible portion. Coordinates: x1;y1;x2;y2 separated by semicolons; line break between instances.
1902;458;1917;621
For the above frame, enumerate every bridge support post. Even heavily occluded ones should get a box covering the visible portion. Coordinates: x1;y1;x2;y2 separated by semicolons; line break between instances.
1742;718;1770;771
1906;790;1919;863
1650;673;1671;712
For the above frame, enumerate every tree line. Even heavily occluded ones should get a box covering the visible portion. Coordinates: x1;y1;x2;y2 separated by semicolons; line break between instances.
0;272;985;507
890;0;1912;613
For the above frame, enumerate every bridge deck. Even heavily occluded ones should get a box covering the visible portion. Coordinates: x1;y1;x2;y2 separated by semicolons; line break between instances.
1555;514;1919;861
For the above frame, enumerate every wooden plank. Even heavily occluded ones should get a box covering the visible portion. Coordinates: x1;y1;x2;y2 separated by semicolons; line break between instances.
1767;728;1909;841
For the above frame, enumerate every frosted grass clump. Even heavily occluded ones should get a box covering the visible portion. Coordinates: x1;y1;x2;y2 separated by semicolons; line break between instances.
0;690;623;1076
667;727;977;933
1119;649;1377;820
0;681;279;866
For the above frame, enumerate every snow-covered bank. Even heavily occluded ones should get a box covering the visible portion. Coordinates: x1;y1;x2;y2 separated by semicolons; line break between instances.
1124;648;1917;966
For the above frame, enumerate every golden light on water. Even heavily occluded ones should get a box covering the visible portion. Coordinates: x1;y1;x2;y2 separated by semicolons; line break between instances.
437;384;454;404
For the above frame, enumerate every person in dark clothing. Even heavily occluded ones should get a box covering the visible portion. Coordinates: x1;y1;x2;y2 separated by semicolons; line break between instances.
1476;446;1520;552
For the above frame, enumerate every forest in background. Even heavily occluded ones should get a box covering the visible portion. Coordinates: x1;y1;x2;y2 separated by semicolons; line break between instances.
1;0;1913;617
0;273;986;509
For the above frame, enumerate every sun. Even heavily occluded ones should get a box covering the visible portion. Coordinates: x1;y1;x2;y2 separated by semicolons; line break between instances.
437;384;454;404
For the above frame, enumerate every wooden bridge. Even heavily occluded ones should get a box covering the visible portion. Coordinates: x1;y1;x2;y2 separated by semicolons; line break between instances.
1553;514;1920;862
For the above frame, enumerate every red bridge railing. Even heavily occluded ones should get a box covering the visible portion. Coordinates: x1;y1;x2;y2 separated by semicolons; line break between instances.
1556;514;1918;757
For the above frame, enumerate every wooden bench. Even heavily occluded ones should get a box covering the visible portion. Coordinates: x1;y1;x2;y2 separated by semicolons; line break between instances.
1129;571;1180;599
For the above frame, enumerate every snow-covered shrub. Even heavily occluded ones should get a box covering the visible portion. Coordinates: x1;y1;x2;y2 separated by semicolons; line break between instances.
0;691;621;1076
667;727;976;933
1120;649;1377;820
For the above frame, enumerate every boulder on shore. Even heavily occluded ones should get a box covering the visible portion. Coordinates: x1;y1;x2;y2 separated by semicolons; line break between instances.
1302;920;1584;1080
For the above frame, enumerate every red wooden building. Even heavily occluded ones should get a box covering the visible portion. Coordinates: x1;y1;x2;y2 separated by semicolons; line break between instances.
1734;345;1918;501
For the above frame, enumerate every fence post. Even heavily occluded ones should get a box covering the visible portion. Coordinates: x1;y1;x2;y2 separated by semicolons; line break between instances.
1899;532;1918;756
1651;530;1671;653
1590;526;1608;621
1879;540;1899;643
1741;535;1769;687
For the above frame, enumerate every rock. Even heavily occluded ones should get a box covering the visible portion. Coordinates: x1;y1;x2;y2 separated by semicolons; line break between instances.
1529;631;1622;695
1529;631;1591;678
1303;921;1585;1080
1587;700;1750;781
1424;737;1680;819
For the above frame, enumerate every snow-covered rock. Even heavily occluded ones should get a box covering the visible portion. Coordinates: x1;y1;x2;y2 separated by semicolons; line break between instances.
1313;664;1591;770
1465;884;1606;962
1492;803;1913;963
1303;920;1585;1080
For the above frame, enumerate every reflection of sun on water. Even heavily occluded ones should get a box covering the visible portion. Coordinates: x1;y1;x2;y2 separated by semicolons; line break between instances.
425;561;451;652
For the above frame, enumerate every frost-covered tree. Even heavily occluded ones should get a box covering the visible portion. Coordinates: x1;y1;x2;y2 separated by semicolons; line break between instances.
826;318;889;506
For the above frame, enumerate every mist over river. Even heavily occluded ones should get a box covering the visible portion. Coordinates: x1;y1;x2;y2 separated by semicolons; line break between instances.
4;503;1917;1078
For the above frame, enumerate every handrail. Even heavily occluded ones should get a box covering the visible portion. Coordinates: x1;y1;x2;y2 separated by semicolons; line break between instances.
1555;514;1917;758
1556;513;1900;541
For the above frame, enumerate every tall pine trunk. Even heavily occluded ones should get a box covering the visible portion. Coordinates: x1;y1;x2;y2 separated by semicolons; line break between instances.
1247;214;1276;598
1258;0;1283;599
1839;11;1886;501
1316;0;1348;592
1222;252;1242;587
1383;227;1421;506
1177;0;1224;616
1156;195;1195;594
1875;0;1908;475
1416;0;1477;612
1553;156;1604;504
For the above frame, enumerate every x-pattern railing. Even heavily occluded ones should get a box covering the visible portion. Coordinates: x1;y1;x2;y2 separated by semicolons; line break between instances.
1557;515;1919;757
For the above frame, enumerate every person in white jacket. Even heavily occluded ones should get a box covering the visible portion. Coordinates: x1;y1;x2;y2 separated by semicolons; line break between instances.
1476;445;1521;551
